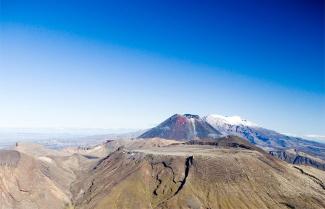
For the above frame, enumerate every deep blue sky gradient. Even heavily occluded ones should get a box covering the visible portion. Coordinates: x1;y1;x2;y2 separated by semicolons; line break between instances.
0;0;324;135
2;0;324;92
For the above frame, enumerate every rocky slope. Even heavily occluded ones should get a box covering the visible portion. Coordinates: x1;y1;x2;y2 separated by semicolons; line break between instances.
1;137;325;209
0;150;71;209
71;137;325;209
0;143;101;209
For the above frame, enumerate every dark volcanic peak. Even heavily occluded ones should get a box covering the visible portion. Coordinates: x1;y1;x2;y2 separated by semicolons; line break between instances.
139;114;221;141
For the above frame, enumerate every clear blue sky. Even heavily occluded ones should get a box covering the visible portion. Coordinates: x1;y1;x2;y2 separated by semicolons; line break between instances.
0;0;324;136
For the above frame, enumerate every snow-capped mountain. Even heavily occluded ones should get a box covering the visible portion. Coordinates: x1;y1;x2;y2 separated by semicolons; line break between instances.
139;113;325;160
205;114;325;159
205;114;258;127
204;114;268;143
204;114;258;136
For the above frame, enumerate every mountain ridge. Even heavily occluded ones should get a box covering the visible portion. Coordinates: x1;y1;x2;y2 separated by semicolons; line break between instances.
138;113;325;170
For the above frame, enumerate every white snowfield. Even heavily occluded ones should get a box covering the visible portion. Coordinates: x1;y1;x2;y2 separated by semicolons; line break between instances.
204;114;258;127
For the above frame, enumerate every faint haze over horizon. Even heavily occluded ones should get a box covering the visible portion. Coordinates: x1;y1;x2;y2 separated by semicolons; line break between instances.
0;0;324;136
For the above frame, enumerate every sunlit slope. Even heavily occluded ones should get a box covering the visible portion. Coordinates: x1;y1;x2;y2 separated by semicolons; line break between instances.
0;150;70;209
72;137;325;209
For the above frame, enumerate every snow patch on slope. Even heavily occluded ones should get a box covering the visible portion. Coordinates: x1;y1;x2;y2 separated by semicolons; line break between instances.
190;118;197;136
